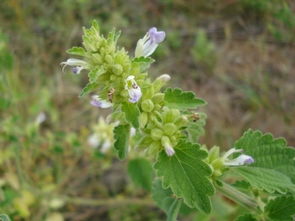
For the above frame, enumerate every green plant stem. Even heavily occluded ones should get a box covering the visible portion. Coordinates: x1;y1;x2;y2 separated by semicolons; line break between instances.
62;196;155;207
216;181;259;213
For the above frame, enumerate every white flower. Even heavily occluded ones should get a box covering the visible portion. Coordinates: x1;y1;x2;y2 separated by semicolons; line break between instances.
61;58;88;74
156;74;171;83
35;112;46;125
90;95;112;109
125;75;142;103
135;27;166;58
87;134;100;148
223;148;254;166
164;145;175;157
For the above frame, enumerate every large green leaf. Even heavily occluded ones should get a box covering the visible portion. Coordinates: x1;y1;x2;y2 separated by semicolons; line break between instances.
127;158;153;191
113;124;130;159
233;167;295;194
122;102;140;128
154;140;214;213
235;129;295;182
265;196;295;221
164;88;206;110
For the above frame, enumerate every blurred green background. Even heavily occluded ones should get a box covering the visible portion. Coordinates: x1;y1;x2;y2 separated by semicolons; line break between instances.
0;0;295;220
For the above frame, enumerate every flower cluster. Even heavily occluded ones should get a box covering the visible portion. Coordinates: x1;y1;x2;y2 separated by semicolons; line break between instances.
62;21;254;163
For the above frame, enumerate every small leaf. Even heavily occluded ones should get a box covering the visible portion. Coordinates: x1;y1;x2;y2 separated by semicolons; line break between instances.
132;56;154;72
122;102;140;128
164;88;206;110
232;167;295;194
66;47;86;56
114;124;130;159
154;140;214;213
167;198;182;221
265;196;295;221
235;214;256;221
88;67;105;83
79;82;98;97
128;158;153;191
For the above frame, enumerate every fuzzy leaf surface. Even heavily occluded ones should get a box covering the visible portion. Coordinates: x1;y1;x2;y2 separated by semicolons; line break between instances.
154;140;214;213
167;199;182;221
122;102;140;128
164;88;206;110
128;158;153;191
233;167;295;194
88;67;105;83
235;129;295;182
113;124;130;159
265;196;295;221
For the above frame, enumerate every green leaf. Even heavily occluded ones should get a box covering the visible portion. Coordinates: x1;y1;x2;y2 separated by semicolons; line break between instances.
232;167;295;194
265;196;295;221
79;82;98;97
127;158;153;191
187;112;207;143
164;88;206;110
154;140;214;213
235;129;295;182
114;124;130;159
88;67;105;83
132;57;154;72
66;47;86;56
167;198;182;221
235;214;256;221
122;102;140;128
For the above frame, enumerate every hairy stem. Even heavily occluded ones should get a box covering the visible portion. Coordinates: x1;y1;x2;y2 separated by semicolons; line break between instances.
62;196;155;207
216;181;259;212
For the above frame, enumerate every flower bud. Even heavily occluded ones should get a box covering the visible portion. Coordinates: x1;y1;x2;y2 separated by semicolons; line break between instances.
162;109;180;123
151;128;163;141
152;93;164;104
153;74;171;91
139;112;148;128
163;123;177;136
105;54;113;64
141;99;154;112
161;136;175;157
112;64;123;75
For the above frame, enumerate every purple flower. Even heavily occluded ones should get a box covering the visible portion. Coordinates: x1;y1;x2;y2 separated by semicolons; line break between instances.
135;27;166;57
125;76;142;103
90;95;112;109
223;148;255;166
61;58;88;74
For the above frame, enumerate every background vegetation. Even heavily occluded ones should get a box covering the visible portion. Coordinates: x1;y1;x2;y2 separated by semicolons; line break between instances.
0;0;294;220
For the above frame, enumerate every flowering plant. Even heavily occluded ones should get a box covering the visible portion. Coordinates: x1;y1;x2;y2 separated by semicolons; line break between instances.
63;21;295;220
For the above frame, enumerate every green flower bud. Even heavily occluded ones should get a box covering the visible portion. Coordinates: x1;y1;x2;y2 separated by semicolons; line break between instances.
163;123;177;136
151;128;163;141
112;64;123;75
174;116;188;127
208;146;220;163
152;93;164;104
162;109;180;123
211;158;224;170
141;99;154;112
105;54;113;64
139;112;148;128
